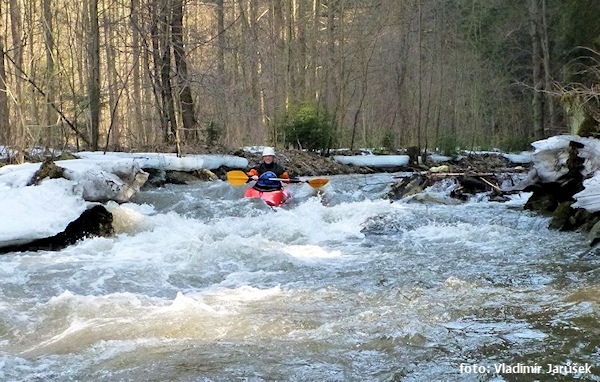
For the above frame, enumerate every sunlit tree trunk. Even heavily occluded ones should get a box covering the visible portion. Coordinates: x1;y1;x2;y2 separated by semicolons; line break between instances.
172;0;196;141
8;0;25;160
310;0;321;100
215;0;227;142
88;0;100;151
42;0;56;149
8;0;22;100
0;1;10;148
130;0;144;144
103;0;120;150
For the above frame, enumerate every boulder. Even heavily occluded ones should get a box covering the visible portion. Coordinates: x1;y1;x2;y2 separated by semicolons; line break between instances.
28;158;64;185
588;220;600;247
0;205;113;253
549;202;574;230
165;170;202;184
144;168;167;187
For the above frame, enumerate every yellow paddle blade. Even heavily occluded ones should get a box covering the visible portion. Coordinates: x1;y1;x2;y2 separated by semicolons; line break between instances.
307;178;329;188
226;170;250;186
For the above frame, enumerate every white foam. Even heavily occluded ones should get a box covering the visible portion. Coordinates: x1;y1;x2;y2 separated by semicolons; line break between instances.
282;244;342;260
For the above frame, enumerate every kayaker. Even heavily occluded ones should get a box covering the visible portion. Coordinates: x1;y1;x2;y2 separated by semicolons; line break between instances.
247;147;290;191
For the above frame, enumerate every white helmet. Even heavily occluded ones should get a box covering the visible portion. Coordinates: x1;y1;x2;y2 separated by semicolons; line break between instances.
262;147;275;156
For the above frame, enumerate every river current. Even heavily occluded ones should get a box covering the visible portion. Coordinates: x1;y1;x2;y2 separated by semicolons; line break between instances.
1;173;599;381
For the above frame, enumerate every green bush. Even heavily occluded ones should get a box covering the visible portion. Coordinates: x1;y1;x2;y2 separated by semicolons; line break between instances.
436;133;458;156
274;102;335;151
204;121;222;145
381;128;396;152
497;134;531;152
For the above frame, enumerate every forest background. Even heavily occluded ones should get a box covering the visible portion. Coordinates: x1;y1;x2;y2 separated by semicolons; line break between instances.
0;0;599;162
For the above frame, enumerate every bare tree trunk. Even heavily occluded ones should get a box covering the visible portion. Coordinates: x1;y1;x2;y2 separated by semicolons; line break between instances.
8;0;22;99
154;0;177;143
130;0;144;144
103;0;120;150
325;0;336;109
88;0;100;150
434;0;444;146
310;0;321;100
540;0;556;135
285;0;296;103
297;0;308;98
172;0;196;142
248;0;260;138
528;0;544;139
150;11;168;141
26;0;40;127
272;0;284;111
216;0;227;142
350;44;375;151
0;2;10;147
42;0;56;149
416;0;422;153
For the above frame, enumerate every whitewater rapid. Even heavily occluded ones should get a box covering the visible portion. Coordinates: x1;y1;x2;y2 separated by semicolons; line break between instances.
1;173;598;381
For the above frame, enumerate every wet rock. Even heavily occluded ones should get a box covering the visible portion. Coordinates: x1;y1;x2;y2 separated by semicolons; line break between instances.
197;169;218;181
144;168;167;187
523;183;560;215
28;158;64;185
406;146;419;166
588;221;600;246
488;191;511;203
162;169;219;184
576;210;600;232
0;205;113;253
165;170;202;184
450;176;494;201
549;202;574;230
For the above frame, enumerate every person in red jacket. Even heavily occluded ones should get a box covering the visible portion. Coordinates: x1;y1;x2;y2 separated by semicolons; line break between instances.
247;147;290;191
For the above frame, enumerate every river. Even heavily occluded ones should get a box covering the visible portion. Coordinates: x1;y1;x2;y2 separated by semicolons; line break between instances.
1;173;598;381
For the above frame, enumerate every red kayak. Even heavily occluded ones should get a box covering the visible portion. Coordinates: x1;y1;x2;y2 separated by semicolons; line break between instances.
244;187;291;207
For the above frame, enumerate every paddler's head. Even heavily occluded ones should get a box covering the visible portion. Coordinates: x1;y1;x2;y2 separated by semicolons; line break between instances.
262;147;275;164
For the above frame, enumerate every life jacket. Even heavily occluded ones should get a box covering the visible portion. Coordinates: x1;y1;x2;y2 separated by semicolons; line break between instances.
256;171;281;190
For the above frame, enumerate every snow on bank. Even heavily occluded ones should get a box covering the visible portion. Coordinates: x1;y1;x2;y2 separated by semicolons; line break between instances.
530;135;600;212
530;135;600;182
76;152;248;171
0;179;86;246
332;151;531;168
0;159;148;202
333;155;409;167
0;152;248;247
502;151;533;164
0;152;248;198
573;172;600;212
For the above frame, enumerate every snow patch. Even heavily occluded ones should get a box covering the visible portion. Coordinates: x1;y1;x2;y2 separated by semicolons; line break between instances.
77;152;248;171
0;179;87;246
573;171;600;212
333;155;409;167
